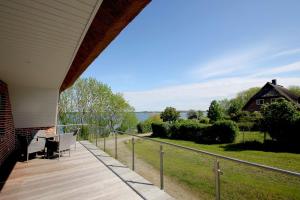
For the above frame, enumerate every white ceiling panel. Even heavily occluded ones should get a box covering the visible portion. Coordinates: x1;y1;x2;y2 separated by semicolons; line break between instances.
0;0;103;88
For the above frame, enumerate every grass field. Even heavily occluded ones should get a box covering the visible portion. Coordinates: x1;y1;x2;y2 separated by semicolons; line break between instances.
125;132;300;200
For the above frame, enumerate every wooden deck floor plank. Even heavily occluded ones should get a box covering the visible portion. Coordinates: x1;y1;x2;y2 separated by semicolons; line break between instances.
0;141;173;200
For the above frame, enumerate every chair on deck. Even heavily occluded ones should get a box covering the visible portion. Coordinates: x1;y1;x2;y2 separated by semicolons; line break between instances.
71;128;80;150
27;130;46;162
55;133;76;159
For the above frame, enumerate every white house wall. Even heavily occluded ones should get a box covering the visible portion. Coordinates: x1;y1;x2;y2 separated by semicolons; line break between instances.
8;86;59;128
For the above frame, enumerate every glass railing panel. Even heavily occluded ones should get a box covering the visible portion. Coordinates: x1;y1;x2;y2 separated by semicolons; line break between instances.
220;159;300;200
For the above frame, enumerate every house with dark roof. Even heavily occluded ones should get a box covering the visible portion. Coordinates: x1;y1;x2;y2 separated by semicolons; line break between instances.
243;79;300;112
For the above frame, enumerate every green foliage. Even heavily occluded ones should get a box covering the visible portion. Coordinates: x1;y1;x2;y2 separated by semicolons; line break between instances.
219;87;260;118
202;120;239;143
151;119;237;144
199;117;210;124
227;99;244;118
187;109;198;119
207;100;224;122
118;112;138;132
160;107;180;122
58;78;135;132
197;110;204;119
237;121;255;131
288;86;300;96
137;122;151;133
151;122;170;138
236;87;261;107
170;120;210;141
261;99;299;143
137;114;162;133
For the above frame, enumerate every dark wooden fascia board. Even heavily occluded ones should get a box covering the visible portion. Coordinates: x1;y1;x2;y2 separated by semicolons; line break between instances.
60;0;150;92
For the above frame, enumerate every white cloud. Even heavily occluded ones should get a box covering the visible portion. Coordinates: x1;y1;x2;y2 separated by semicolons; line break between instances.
251;61;300;77
124;46;300;111
124;71;300;111
190;46;269;79
268;48;300;58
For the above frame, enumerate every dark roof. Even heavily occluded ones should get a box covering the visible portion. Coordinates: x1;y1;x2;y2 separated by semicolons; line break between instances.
271;83;299;104
243;82;300;109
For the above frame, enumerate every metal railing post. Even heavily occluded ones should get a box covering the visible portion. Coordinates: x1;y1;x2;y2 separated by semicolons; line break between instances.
132;137;135;171
214;159;221;200
160;144;164;190
103;136;106;152
115;132;118;159
96;132;98;146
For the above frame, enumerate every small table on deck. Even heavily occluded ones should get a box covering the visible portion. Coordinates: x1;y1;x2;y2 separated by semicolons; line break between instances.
37;133;59;158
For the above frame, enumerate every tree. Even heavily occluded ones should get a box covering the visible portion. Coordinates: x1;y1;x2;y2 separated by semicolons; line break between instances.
227;99;244;119
288;86;300;96
160;107;180;122
207;100;224;122
261;98;299;143
235;87;260;107
197;110;204;119
118;112;138;132
187;110;198;119
58;78;135;134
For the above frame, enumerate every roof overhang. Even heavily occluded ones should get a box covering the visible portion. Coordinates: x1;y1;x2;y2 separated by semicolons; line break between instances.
60;0;150;92
0;0;150;91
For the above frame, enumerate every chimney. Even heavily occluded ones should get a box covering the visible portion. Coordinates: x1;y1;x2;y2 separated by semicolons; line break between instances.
271;79;277;85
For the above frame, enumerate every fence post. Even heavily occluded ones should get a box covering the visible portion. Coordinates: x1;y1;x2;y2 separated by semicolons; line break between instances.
214;159;221;200
95;131;98;146
115;132;118;159
104;136;106;152
160;144;164;190
132;137;135;171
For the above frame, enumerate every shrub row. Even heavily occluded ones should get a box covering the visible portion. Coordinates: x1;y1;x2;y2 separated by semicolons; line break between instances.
151;120;238;144
137;121;152;133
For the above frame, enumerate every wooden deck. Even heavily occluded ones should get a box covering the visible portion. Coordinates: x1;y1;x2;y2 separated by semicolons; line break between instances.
0;142;173;200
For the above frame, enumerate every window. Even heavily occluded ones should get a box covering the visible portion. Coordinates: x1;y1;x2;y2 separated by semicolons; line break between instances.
256;99;264;105
271;98;278;103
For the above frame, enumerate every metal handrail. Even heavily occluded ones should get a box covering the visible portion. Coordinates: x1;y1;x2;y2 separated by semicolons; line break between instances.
59;124;300;200
116;130;300;178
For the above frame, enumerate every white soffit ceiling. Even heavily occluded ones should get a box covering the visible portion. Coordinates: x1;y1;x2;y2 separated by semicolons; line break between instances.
0;0;103;88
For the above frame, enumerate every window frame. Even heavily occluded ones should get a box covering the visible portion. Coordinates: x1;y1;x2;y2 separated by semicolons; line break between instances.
256;99;264;105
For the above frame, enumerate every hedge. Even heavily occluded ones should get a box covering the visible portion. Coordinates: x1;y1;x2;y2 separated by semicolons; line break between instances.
170;121;210;141
137;121;152;133
201;120;239;143
151;120;238;144
151;122;170;138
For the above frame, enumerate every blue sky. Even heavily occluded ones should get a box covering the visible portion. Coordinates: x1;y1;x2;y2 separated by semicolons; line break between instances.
83;0;300;111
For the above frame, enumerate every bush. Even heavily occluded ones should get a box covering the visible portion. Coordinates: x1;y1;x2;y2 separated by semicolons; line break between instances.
187;110;198;119
151;119;238;144
199;117;210;124
208;100;224;122
201;120;238;144
137;122;152;133
237;121;255;131
151;122;170;138
261;99;299;143
137;114;162;133
160;107;180;122
151;120;210;141
169;120;209;141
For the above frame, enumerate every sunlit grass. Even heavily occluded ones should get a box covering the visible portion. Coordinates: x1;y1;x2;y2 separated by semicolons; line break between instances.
125;132;300;200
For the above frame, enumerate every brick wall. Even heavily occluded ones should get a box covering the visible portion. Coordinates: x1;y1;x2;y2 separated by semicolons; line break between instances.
15;127;55;140
0;80;15;167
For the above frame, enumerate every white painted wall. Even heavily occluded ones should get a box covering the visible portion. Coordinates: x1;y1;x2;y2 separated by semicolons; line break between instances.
8;86;59;128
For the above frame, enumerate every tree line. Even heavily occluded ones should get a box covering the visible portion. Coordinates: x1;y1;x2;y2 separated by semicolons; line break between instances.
58;78;138;134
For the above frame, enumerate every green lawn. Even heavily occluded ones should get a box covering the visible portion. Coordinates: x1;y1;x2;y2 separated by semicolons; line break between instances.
126;132;300;200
